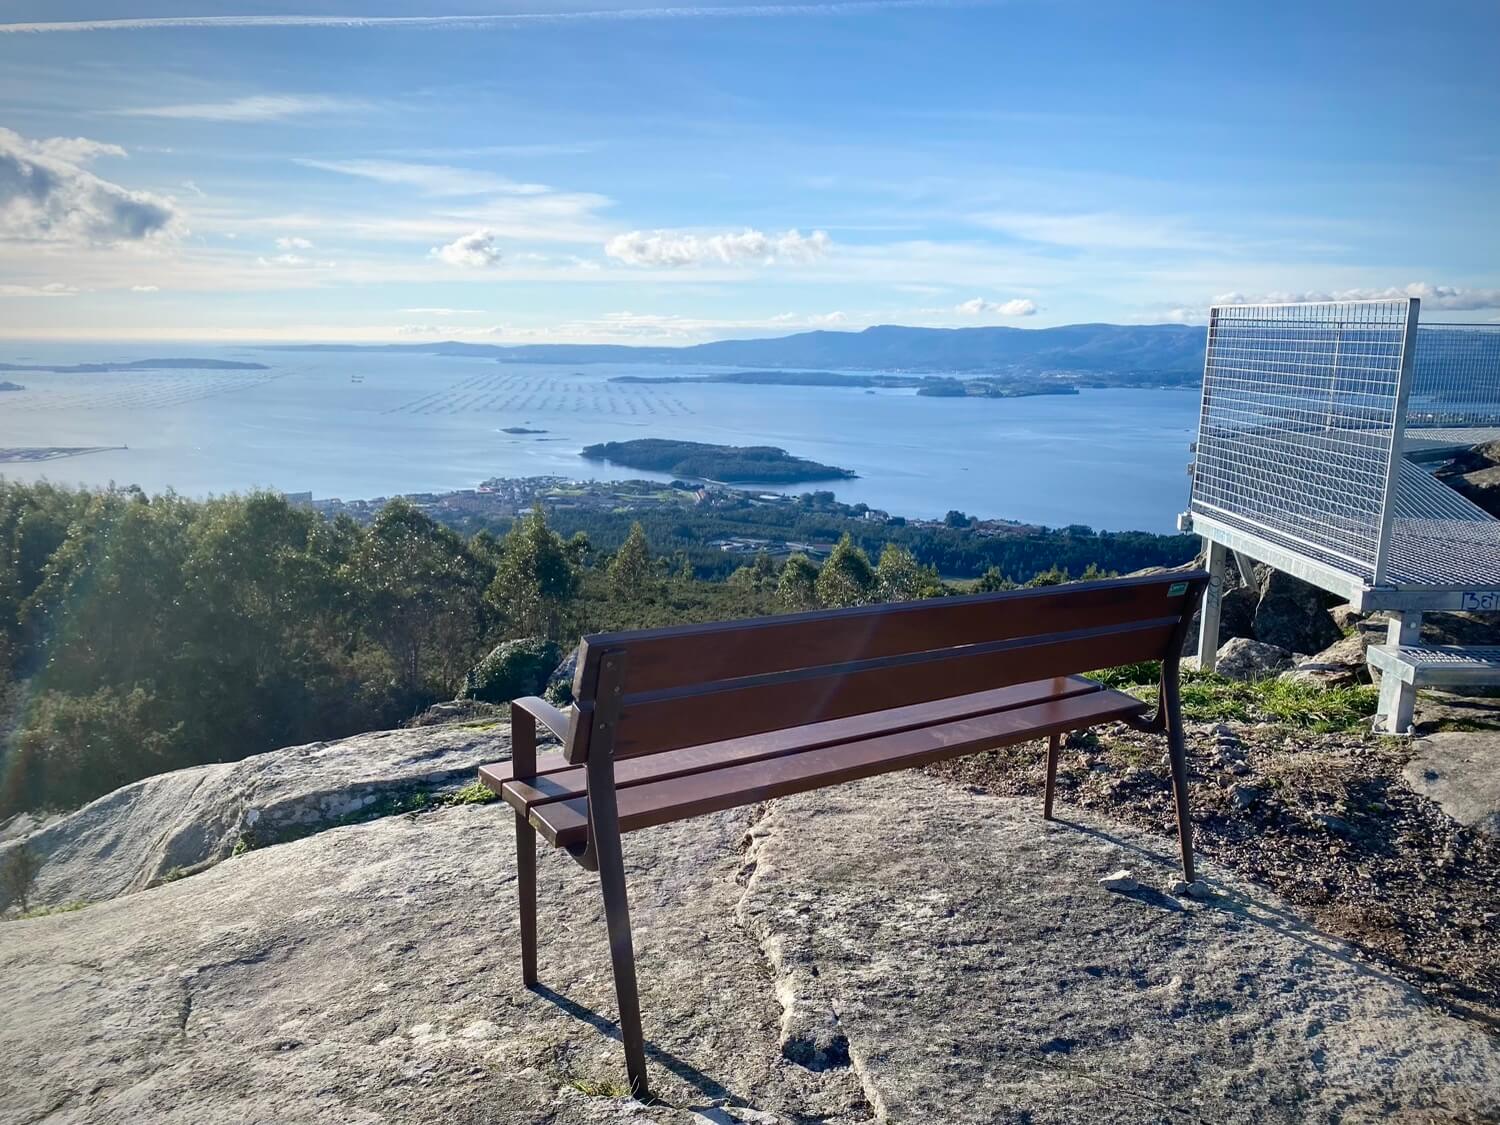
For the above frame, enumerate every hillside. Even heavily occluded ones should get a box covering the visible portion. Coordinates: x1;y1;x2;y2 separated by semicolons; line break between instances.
264;322;1208;375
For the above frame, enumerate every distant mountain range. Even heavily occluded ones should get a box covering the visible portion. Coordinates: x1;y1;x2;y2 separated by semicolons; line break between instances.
267;322;1208;376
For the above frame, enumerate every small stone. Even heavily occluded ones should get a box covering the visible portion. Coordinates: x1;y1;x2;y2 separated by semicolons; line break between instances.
1098;869;1138;892
1165;877;1213;900
1313;814;1354;836
1229;784;1263;810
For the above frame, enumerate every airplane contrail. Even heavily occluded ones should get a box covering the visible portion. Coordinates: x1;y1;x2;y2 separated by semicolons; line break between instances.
0;1;981;35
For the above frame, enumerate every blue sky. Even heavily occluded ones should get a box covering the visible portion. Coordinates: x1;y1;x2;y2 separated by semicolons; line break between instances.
2;0;1498;342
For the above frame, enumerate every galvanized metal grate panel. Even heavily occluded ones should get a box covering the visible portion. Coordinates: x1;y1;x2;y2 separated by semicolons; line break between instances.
1377;646;1500;667
1408;324;1500;427
1188;300;1415;584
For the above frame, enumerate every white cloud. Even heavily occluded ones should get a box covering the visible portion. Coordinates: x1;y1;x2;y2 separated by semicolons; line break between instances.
400;307;485;316
431;229;501;268
130;284;159;292
0;282;78;297
956;296;1037;317
254;253;336;269
110;95;367;123
394;323;505;338
0;126;178;245
297;159;547;197
1212;282;1500;312
275;236;313;250
808;311;847;325
975;211;1213;252
605;227;831;268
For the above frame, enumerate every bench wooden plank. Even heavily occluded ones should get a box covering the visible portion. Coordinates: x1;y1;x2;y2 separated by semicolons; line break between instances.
584;573;1200;695
608;618;1177;758
490;676;1103;813
529;688;1149;848
479;751;570;789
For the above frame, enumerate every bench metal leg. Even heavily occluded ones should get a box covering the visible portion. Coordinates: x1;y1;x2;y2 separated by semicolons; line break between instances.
1043;732;1060;820
1162;674;1196;884
593;812;649;1098
516;812;538;987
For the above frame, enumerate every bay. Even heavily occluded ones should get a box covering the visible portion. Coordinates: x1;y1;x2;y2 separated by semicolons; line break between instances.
0;343;1200;533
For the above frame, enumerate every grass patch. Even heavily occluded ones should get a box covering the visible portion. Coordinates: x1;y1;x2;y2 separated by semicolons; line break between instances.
561;1076;633;1099
447;780;499;805
9;900;88;921
1088;661;1378;732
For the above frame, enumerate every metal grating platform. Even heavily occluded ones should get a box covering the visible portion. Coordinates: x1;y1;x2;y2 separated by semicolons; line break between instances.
1405;425;1500;458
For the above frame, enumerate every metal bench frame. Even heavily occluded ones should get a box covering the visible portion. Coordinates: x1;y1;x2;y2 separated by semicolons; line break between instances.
480;572;1207;1098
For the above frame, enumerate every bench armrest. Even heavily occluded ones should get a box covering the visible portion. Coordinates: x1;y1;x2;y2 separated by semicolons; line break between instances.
512;696;571;743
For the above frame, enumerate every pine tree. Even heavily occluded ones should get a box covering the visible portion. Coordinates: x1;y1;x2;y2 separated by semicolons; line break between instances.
875;543;929;603
777;554;819;611
815;533;875;608
608;522;654;600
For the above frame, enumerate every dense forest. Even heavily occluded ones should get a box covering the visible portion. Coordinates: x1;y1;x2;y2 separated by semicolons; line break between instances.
445;488;1197;583
0;481;1193;818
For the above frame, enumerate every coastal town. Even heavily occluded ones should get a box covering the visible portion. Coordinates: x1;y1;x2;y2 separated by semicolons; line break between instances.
305;475;1049;562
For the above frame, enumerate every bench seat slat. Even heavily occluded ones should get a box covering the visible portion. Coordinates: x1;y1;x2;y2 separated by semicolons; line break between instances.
483;676;1103;812
528;687;1148;848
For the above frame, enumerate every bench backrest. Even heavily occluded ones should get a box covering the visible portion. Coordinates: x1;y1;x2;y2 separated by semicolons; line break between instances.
562;571;1206;764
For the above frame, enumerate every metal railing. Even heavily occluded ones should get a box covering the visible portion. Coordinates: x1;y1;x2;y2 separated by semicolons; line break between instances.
1407;323;1500;427
1188;298;1417;585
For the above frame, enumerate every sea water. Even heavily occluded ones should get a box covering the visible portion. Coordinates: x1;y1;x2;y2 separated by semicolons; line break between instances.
0;343;1200;533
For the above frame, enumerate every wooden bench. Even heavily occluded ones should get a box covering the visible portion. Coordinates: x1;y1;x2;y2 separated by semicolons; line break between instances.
1367;643;1500;733
479;571;1208;1097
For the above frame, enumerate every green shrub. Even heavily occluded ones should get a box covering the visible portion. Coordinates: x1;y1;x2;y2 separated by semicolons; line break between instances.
461;637;563;704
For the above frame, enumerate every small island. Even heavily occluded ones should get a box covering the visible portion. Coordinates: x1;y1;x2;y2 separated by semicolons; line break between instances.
581;439;856;483
610;368;1081;399
0;358;269;374
500;426;549;435
916;377;1079;399
612;369;912;388
0;381;22;392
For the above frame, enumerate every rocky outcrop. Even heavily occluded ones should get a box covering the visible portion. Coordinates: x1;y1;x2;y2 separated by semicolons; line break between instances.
1280;632;1373;688
1403;732;1500;838
1435;439;1500;519
1212;636;1294;681
1251;569;1342;655
0;724;512;909
2;773;1496;1123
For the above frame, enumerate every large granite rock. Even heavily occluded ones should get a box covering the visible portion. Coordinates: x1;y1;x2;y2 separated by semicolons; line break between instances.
1213;636;1294;681
1280;632;1373;688
1403;732;1500;838
0;724;512;910
2;772;1496;1123
1252;570;1342;655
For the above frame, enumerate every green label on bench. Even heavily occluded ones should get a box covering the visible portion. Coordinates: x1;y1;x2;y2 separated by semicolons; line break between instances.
1168;582;1188;597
